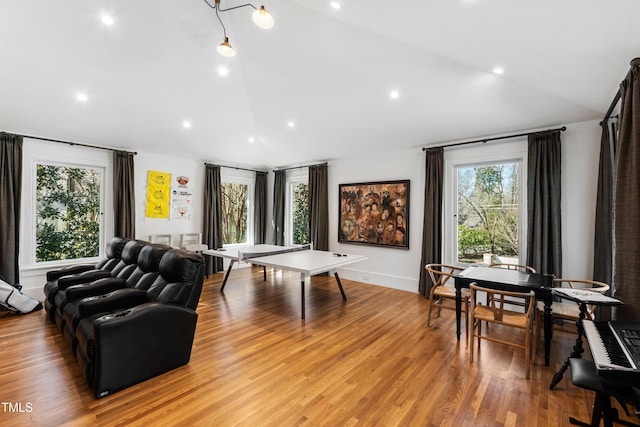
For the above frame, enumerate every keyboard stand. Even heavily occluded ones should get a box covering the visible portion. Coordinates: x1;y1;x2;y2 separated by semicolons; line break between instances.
549;290;622;390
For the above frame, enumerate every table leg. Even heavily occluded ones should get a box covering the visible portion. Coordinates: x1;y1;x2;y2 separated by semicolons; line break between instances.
219;260;236;292
300;273;306;320
263;266;267;282
455;286;462;341
334;272;347;301
549;304;587;389
544;293;553;366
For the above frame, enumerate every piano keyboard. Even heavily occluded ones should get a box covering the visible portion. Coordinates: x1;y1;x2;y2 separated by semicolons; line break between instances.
583;320;638;371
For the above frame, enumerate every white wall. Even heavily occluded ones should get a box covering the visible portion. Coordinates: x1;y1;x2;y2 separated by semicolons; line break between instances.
18;119;603;298
133;151;204;247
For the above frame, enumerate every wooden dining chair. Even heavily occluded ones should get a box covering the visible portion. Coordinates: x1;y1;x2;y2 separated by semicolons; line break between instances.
425;264;468;337
534;278;610;355
469;283;536;379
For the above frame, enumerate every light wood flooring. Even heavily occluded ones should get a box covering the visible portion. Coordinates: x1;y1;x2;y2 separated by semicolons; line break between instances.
0;267;636;426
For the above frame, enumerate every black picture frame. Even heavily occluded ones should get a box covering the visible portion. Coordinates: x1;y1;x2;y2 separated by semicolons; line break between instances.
338;180;409;249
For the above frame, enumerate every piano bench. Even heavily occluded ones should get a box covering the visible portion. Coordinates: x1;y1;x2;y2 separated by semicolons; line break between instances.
569;358;640;427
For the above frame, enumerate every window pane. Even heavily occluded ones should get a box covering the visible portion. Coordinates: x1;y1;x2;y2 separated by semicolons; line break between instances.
221;182;248;244
292;183;309;244
36;164;102;262
456;163;519;264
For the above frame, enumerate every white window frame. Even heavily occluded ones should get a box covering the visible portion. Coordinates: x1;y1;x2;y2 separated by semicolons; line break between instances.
220;169;255;247
284;169;308;246
21;140;111;271
443;141;528;267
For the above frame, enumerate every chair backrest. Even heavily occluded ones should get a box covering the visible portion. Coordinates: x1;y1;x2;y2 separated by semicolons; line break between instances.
145;249;205;311
489;263;536;273
470;283;535;321
125;244;173;290
149;234;172;246
110;240;148;279
179;233;201;249
94;237;130;271
425;264;465;288
552;278;609;294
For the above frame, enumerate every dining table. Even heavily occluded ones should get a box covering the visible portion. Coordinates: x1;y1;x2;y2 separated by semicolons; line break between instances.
454;266;555;366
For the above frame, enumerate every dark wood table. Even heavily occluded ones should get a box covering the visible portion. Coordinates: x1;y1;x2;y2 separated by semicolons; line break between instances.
455;266;554;366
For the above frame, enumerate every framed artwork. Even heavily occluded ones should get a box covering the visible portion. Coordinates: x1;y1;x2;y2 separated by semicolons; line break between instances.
338;180;409;249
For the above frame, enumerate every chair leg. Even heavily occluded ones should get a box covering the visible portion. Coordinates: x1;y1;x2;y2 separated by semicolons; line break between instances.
464;299;469;341
427;299;433;327
534;309;540;355
525;326;531;379
470;319;475;363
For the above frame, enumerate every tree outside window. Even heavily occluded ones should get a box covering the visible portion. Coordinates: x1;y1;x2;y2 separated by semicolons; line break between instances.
292;182;309;244
36;164;102;262
456;163;519;264
221;182;248;244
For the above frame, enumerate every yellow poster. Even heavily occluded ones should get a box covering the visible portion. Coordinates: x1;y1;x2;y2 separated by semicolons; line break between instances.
146;170;171;218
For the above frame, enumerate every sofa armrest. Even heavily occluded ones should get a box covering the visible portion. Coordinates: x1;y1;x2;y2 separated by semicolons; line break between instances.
58;270;112;290
91;303;198;398
77;289;146;319
65;278;127;302
46;264;96;281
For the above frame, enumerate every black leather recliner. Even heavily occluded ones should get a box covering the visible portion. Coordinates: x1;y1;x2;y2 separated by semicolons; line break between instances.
43;237;129;322
52;240;147;332
73;248;204;398
60;243;172;345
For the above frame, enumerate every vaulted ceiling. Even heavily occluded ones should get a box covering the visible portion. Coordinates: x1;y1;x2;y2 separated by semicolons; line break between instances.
1;0;638;168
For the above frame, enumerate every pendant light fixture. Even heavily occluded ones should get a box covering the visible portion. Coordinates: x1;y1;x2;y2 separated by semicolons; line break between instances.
202;0;274;57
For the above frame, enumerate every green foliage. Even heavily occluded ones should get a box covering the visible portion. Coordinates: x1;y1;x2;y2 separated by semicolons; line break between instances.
292;183;309;244
221;183;248;244
457;163;519;262
36;164;101;262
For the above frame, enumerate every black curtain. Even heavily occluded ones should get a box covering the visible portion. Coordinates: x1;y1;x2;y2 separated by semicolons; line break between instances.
0;133;23;285
309;164;329;251
203;164;224;274
254;171;268;244
113;150;136;239
593;120;616;287
418;147;444;296
613;58;640;321
526;131;562;277
272;170;286;246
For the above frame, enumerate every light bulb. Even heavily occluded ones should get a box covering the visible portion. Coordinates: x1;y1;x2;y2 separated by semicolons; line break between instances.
252;6;274;29
217;38;235;57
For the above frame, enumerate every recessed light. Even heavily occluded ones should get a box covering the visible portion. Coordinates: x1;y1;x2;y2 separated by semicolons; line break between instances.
248;137;255;143
183;121;192;129
390;90;400;99
76;93;88;102
287;121;295;128
493;67;505;75
217;66;229;76
101;14;114;26
330;2;342;10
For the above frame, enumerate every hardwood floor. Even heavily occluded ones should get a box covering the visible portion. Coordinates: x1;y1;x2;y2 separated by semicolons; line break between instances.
0;267;634;426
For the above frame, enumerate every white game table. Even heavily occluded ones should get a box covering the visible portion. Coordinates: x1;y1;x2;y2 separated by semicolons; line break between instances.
203;244;367;319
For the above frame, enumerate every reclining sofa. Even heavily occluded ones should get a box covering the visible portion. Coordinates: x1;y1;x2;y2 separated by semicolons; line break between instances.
44;238;205;398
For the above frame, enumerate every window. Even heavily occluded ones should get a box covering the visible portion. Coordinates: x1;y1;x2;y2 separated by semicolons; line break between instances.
220;172;254;246
456;162;520;264
285;170;309;245
444;142;527;266
291;182;309;244
35;163;103;263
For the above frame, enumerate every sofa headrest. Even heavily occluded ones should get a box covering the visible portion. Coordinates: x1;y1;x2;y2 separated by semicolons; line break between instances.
121;240;148;265
159;249;204;283
137;244;172;273
105;237;130;259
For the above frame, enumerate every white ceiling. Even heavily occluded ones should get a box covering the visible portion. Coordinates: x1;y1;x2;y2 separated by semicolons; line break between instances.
1;0;638;169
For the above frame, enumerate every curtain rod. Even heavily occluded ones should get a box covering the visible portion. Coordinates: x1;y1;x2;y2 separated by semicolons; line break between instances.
204;162;267;174
273;161;328;172
603;58;640;122
422;126;566;151
1;131;137;155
